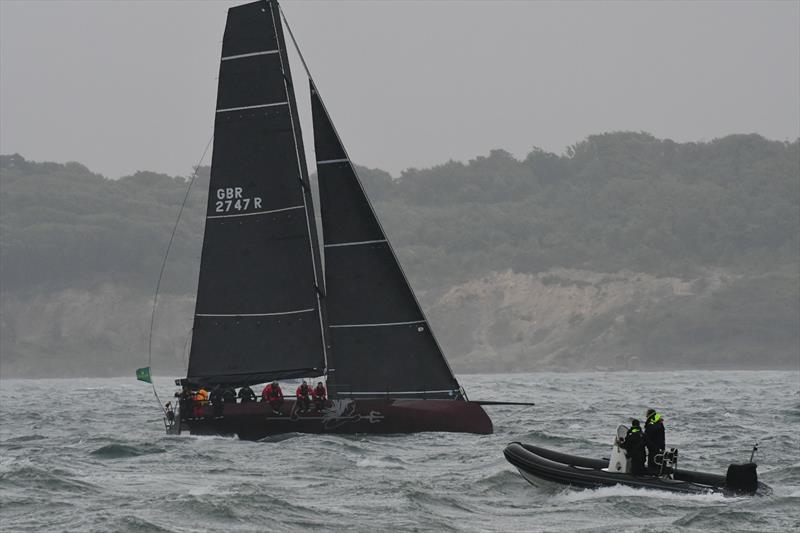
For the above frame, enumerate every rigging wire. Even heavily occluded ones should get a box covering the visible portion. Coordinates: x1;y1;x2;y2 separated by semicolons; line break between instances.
279;5;464;398
493;403;537;426
146;134;214;414
279;6;314;81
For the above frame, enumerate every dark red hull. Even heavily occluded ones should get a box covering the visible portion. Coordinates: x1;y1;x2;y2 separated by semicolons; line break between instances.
176;398;492;438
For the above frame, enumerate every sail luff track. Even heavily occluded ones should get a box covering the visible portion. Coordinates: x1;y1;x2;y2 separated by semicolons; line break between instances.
268;0;330;373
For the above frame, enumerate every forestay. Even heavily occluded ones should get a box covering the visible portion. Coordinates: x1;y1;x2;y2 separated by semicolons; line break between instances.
187;0;327;387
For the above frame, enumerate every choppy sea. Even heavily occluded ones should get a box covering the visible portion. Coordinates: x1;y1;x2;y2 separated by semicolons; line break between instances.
1;371;798;532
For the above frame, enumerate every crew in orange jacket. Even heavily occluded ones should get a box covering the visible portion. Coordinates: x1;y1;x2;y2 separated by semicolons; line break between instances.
193;387;209;417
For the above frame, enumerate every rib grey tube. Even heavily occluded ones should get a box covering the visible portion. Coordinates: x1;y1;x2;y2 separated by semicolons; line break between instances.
311;81;461;399
187;0;326;387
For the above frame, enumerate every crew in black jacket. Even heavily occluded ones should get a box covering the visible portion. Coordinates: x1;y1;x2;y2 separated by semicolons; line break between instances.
622;419;646;475
238;385;257;404
644;408;666;472
209;385;224;418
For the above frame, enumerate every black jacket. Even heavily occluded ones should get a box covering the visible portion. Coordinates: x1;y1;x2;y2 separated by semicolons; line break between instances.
623;428;645;456
238;386;256;403
645;414;666;450
222;387;236;402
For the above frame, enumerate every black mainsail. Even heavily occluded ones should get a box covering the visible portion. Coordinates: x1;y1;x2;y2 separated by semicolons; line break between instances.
310;82;462;399
187;0;328;387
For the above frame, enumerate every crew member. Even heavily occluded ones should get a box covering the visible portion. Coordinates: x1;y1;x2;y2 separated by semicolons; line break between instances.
209;385;224;418
194;386;209;417
178;386;192;420
222;386;237;405
644;408;666;472
296;381;312;413
313;381;327;411
262;381;284;414
622;419;646;475
238;385;256;404
195;387;209;403
164;402;175;423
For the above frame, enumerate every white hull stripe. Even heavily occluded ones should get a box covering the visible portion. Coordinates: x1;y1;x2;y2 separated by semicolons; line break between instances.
216;101;288;113
221;50;279;61
207;205;304;220
317;158;349;165
324;239;387;248
196;308;315;318
329;320;426;328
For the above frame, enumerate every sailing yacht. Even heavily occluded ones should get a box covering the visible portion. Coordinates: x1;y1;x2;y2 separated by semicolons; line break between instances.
172;0;492;438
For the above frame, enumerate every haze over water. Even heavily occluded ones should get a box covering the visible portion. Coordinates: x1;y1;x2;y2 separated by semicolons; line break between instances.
1;371;798;532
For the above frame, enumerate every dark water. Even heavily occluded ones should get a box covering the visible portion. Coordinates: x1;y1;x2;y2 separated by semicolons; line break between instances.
1;372;798;532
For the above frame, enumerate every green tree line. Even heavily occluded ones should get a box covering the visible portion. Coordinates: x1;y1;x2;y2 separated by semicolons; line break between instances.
2;132;797;294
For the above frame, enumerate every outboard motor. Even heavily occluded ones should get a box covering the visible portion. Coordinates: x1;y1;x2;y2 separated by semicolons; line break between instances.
726;443;760;494
725;463;758;494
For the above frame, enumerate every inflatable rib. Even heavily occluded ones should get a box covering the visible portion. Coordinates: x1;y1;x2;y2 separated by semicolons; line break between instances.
504;442;771;496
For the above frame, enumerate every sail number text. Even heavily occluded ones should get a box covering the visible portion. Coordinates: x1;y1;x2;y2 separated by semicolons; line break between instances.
214;187;262;213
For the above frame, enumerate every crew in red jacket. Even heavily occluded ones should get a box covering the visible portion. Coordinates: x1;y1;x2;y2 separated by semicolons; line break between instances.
296;381;312;413
313;381;327;411
262;380;284;414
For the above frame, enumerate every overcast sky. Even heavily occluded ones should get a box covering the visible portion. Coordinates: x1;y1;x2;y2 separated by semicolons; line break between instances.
1;0;798;179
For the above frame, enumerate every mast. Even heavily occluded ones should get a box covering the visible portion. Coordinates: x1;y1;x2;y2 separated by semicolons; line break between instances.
268;0;331;373
185;0;328;387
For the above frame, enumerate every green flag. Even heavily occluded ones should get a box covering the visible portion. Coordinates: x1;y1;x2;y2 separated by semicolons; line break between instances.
136;366;152;384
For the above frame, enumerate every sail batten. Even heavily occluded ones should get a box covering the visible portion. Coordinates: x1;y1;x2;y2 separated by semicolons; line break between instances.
205;204;304;220
324;239;388;248
196;308;316;318
216;101;288;113
329;320;427;328
221;49;280;61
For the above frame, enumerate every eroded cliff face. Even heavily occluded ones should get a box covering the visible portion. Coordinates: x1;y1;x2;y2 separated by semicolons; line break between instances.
0;284;194;377
1;268;796;377
424;268;794;372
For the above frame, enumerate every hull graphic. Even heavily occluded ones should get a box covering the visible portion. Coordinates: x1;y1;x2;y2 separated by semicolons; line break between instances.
178;398;492;438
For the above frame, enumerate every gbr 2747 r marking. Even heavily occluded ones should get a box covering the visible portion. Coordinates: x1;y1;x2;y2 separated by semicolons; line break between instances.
214;187;263;213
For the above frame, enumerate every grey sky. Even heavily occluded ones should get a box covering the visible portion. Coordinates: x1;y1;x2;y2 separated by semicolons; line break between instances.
1;0;798;179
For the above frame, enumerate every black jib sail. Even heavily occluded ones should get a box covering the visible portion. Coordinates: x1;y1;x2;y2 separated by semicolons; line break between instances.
310;82;462;399
186;0;328;387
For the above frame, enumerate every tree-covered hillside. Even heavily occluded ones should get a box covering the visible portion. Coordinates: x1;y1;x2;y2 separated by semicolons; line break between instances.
1;132;798;375
3;132;796;292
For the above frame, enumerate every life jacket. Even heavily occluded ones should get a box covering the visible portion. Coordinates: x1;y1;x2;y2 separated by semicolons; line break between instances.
314;385;326;399
296;384;310;399
195;389;209;402
629;426;641;434
646;412;663;426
